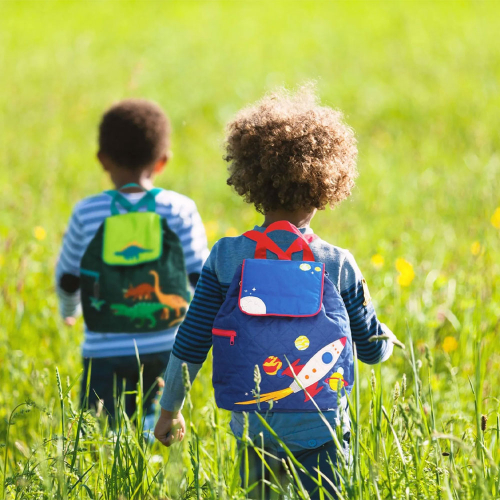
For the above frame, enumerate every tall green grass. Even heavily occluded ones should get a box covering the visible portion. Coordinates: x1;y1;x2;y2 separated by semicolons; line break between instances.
1;334;497;498
1;1;500;498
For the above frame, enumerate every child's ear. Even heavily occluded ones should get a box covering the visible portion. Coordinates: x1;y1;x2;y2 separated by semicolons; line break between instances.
153;153;169;175
97;151;110;172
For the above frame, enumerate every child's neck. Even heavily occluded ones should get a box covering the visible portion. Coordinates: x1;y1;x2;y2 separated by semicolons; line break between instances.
263;209;316;229
114;174;155;193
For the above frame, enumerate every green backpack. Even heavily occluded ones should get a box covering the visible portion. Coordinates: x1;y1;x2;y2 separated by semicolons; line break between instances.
80;184;190;333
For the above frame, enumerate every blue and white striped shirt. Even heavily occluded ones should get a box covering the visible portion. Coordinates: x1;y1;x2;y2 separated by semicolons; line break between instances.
56;189;209;358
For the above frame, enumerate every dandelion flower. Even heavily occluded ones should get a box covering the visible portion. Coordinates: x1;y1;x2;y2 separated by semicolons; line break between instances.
225;227;238;237
371;253;384;269
470;241;481;256
491;208;500;229
443;336;458;353
396;258;415;287
34;226;46;241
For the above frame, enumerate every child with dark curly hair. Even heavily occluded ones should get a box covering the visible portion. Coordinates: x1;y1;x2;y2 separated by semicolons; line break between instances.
56;99;208;430
155;86;396;498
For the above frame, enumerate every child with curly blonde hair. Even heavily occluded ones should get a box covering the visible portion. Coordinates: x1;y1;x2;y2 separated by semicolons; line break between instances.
155;86;395;498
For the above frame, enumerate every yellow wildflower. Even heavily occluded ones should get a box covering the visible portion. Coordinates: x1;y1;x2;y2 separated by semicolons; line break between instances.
371;253;384;269
443;336;458;353
396;258;410;273
34;226;46;241
396;258;415;287
470;241;481;256
225;227;238;237
491;208;500;229
397;272;414;287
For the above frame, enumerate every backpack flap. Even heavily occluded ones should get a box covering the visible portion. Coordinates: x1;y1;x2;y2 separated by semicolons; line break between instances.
239;259;324;317
102;212;162;266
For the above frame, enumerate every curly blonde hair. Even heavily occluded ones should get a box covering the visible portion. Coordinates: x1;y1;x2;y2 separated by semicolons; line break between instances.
225;85;358;214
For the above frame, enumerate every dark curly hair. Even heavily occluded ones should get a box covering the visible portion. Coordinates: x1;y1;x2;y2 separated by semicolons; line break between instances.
99;98;170;170
225;85;358;214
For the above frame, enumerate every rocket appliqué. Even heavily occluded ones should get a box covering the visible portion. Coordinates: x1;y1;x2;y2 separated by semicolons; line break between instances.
236;337;348;405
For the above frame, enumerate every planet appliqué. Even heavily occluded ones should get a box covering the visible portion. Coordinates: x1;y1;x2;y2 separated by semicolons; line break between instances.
240;295;267;314
295;335;310;350
299;263;312;271
327;367;347;390
263;356;283;375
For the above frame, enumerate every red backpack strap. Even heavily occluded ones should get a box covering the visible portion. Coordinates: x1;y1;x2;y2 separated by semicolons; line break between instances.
285;237;315;260
243;221;315;261
304;233;318;244
243;231;291;260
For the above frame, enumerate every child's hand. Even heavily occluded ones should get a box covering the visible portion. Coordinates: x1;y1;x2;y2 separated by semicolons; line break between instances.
154;408;185;447
64;317;76;326
369;324;405;350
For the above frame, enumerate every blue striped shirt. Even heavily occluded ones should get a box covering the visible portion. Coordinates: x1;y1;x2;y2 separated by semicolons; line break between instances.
56;189;209;358
160;226;393;451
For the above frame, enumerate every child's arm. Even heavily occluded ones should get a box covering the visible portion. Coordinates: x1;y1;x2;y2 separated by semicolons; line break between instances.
339;252;394;364
55;208;86;322
176;200;209;288
155;261;224;446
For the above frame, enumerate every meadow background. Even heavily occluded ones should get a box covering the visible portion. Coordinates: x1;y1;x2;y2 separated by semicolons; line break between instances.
1;1;500;498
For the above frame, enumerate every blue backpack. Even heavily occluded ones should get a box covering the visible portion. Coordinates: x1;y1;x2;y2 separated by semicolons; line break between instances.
212;221;353;412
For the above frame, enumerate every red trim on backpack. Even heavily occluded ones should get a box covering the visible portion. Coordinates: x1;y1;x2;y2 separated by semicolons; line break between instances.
304;233;318;244
212;328;237;345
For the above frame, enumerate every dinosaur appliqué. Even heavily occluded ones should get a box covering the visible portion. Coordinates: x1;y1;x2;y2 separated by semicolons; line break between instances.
149;270;188;326
90;297;106;311
111;303;166;328
114;241;153;260
116;272;188;328
124;283;155;301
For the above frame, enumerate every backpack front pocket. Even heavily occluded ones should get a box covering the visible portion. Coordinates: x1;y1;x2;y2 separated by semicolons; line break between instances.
212;328;237;345
103;212;162;266
239;259;325;317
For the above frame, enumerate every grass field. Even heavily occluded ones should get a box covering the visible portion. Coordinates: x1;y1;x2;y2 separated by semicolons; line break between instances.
1;1;500;498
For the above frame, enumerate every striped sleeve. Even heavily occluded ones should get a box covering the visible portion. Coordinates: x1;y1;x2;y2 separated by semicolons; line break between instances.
175;200;209;276
172;264;224;363
339;252;391;365
161;260;226;410
55;207;86;318
160;354;202;411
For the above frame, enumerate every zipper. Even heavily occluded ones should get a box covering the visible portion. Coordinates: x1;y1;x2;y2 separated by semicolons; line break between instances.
212;328;237;345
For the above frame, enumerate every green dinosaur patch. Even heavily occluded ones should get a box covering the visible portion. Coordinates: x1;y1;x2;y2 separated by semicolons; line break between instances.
90;297;106;311
111;302;166;328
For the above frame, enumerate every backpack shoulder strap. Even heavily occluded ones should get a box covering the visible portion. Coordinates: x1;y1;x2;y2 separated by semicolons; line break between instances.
243;230;291;260
243;221;315;261
106;184;162;215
